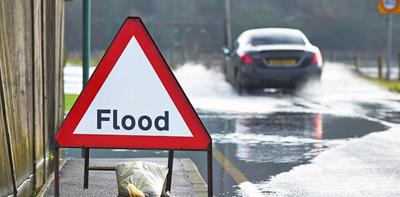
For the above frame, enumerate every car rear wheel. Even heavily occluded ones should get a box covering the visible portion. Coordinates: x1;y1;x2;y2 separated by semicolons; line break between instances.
234;69;244;95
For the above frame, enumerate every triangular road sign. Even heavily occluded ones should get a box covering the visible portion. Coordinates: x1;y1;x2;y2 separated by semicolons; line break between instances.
56;17;211;150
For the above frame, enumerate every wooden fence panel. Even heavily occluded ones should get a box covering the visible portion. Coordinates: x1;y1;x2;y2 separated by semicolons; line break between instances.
41;0;50;178
56;0;65;135
44;0;56;167
0;2;13;196
0;0;64;196
0;131;13;196
33;0;45;189
0;1;34;194
0;83;14;197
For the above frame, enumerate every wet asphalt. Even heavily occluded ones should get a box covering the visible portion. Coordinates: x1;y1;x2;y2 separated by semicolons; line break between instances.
64;63;400;196
65;96;394;196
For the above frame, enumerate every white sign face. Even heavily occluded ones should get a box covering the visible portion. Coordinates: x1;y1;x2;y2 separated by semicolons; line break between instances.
74;36;193;137
384;0;397;9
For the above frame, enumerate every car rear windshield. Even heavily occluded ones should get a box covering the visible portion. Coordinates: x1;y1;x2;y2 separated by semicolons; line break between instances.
250;34;305;46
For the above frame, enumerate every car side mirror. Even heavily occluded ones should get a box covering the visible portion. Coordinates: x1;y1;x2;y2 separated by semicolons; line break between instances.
221;47;231;56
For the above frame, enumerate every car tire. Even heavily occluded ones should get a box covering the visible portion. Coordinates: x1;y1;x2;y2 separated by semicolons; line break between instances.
306;72;322;84
223;62;229;82
235;70;244;95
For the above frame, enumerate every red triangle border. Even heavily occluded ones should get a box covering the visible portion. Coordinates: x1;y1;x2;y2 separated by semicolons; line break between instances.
56;17;211;150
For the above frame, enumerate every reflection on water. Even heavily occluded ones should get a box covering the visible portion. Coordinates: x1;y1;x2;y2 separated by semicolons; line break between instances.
357;102;400;124
313;113;323;153
65;112;388;196
202;111;388;196
207;112;388;163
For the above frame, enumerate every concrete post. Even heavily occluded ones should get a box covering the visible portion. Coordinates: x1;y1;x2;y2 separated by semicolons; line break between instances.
355;54;360;73
378;55;384;80
386;15;393;80
169;53;176;70
330;53;336;62
398;53;400;80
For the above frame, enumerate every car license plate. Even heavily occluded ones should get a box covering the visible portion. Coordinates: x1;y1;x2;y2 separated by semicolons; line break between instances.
268;59;296;65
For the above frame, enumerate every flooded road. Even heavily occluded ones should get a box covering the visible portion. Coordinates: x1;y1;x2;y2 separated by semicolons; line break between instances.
204;112;388;196
64;62;400;196
65;112;389;196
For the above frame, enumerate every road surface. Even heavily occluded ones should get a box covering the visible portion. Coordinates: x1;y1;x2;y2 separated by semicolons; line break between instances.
64;62;400;196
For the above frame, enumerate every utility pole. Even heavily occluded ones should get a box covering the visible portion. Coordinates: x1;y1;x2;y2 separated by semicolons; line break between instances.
224;0;232;48
386;14;393;80
82;0;91;159
83;0;91;86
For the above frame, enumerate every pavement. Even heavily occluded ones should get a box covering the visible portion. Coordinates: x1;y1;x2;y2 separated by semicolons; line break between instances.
42;158;208;197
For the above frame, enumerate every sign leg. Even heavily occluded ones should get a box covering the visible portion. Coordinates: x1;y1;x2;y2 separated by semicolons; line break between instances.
54;146;59;197
207;149;213;197
83;148;90;189
166;150;174;192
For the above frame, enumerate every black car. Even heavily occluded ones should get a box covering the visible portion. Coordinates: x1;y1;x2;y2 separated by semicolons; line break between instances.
222;28;323;94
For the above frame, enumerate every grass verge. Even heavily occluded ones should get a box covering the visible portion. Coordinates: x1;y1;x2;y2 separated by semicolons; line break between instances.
362;76;400;93
65;57;100;67
65;94;78;112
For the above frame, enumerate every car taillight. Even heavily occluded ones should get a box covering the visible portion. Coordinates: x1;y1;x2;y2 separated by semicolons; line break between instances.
240;53;255;64
312;52;323;66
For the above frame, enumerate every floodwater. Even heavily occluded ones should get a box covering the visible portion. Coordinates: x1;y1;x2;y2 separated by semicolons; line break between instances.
64;62;400;196
65;112;389;196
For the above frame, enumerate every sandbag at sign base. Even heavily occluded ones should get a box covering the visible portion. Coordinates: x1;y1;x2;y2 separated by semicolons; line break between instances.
115;161;170;197
127;183;145;197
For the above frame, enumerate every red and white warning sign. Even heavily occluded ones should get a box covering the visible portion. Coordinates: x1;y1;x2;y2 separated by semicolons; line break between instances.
56;17;211;150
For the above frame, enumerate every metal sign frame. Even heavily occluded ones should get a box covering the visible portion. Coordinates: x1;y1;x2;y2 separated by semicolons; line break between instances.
54;146;213;196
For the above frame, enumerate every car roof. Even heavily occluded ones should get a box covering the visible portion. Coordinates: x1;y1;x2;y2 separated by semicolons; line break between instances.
237;28;309;44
